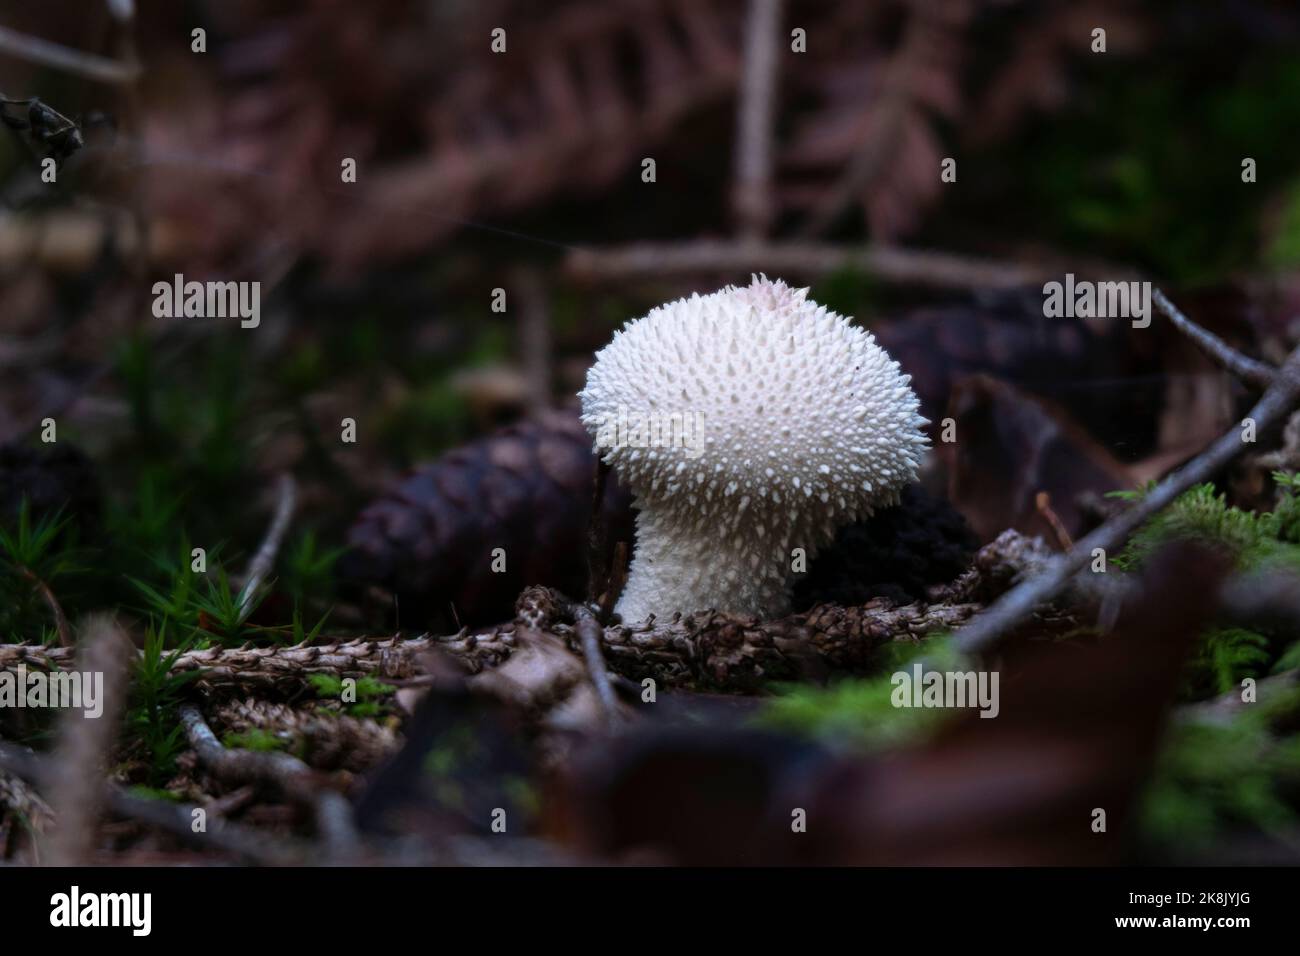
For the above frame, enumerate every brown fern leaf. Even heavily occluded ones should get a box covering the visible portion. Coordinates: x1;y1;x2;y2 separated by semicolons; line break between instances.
784;0;974;240
326;0;747;264
972;0;1148;144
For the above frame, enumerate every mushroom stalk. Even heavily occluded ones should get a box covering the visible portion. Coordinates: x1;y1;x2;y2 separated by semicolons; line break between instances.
616;503;808;622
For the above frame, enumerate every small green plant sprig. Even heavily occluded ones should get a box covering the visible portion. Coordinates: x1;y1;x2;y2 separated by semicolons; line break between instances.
1271;470;1300;543
280;531;345;607
0;501;84;643
221;728;286;753
1188;628;1272;698
1108;475;1300;699
759;636;962;750
126;622;200;787
1108;482;1293;572
132;548;275;647
308;673;396;718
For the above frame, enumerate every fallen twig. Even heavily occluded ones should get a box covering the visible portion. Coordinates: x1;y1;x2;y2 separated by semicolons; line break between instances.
565;239;1103;290
570;602;620;727
0;24;141;84
179;704;358;860
1034;491;1074;551
954;345;1300;658
0;742;304;865
17;566;71;647
2;633;447;693
1153;288;1276;389
238;473;297;615
3;532;1058;694
733;0;784;238
0;764;54;840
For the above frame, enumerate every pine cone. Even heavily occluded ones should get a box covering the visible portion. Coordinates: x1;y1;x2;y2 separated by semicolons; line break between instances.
339;409;633;630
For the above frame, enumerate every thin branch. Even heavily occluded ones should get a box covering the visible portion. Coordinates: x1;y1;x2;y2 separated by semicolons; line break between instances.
106;785;306;865
565;239;1095;290
0;24;141;85
179;703;319;803
0;742;304;865
18;566;71;647
2;634;449;694
0;763;54;837
0;534;1058;699
3;531;1057;695
104;1;136;22
1034;491;1074;551
733;0;784;239
1153;287;1277;389
954;345;1300;658
179;704;359;860
237;473;297;615
104;0;152;300
576;604;620;728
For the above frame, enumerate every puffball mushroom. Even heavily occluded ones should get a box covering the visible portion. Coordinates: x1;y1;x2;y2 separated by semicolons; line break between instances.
580;275;929;622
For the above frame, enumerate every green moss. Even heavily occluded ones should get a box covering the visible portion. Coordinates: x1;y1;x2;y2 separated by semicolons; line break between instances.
1110;477;1300;701
992;48;1300;282
1140;683;1300;850
1272;471;1300;544
1111;478;1300;576
221;728;287;753
1186;628;1272;699
126;786;185;803
758;637;962;750
1112;484;1288;572
309;674;395;717
0;500;85;641
125;623;200;786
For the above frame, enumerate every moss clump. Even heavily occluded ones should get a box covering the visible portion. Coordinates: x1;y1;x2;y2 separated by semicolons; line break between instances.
1110;477;1300;700
758;637;962;750
1111;483;1297;572
1140;682;1300;852
308;673;396;718
1185;628;1272;699
1271;471;1300;544
221;728;287;753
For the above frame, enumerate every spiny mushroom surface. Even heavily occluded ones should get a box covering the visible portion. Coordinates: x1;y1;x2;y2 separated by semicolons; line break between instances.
580;276;928;622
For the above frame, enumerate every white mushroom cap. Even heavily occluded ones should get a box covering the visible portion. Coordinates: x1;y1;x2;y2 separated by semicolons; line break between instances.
580;275;928;621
